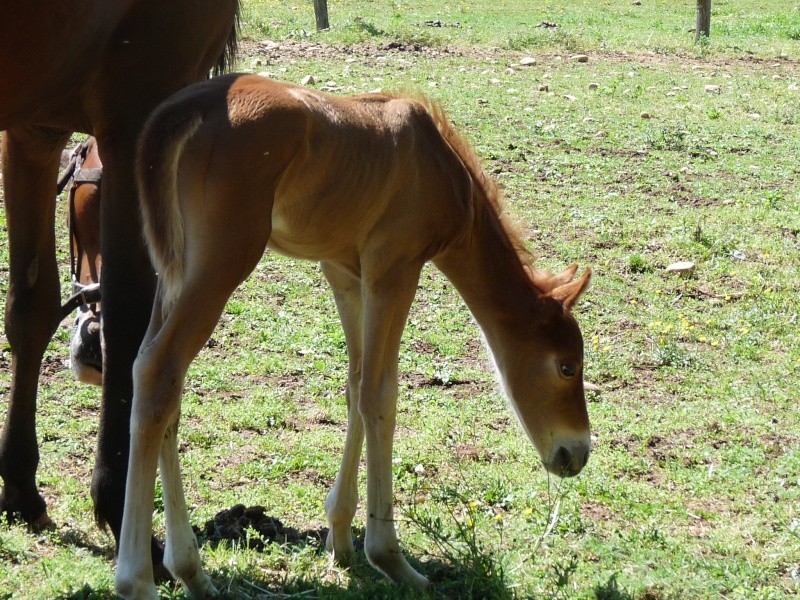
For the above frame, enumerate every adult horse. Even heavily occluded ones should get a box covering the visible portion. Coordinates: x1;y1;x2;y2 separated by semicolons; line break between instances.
116;74;592;597
59;136;104;385
0;0;239;568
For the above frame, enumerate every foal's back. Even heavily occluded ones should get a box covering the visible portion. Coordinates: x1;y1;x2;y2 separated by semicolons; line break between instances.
139;74;474;284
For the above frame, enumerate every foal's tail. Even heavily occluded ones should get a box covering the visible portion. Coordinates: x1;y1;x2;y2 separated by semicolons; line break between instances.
137;100;204;314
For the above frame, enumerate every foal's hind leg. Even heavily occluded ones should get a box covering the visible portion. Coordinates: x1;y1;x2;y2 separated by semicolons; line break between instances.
117;281;233;599
159;412;216;599
118;247;268;599
321;262;365;566
0;126;69;528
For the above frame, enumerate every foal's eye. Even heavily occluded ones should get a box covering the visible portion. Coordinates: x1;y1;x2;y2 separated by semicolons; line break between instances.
559;363;577;378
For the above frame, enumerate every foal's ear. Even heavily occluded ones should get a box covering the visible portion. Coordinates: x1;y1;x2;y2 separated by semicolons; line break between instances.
529;262;580;294
550;267;592;310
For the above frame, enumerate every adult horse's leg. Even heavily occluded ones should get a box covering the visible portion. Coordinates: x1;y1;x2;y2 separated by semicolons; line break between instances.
0;125;69;528
89;129;158;557
358;257;429;589
321;262;365;565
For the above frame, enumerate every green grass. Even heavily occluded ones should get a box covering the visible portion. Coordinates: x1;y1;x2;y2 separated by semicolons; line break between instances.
2;1;800;598
240;0;800;58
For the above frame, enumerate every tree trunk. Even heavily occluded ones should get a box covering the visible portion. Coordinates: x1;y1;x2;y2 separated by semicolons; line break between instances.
695;0;711;42
314;0;329;30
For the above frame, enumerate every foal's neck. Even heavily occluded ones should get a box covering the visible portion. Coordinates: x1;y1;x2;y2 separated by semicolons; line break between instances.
433;200;540;337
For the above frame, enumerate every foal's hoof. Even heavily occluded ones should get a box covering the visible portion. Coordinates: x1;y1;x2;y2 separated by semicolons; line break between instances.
366;548;430;590
182;572;217;600
325;529;356;567
69;309;102;385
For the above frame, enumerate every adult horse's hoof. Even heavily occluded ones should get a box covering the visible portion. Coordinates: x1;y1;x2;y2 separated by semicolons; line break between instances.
29;510;55;532
1;507;55;532
0;487;53;531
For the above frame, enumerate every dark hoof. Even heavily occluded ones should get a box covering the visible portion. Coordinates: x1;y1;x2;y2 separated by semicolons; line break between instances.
0;488;51;531
1;504;54;532
29;511;55;532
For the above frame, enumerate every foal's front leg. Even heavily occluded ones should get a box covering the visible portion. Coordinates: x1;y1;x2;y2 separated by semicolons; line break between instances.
359;261;429;589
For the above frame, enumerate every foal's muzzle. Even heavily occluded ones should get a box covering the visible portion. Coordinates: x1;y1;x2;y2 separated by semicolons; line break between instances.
544;439;591;478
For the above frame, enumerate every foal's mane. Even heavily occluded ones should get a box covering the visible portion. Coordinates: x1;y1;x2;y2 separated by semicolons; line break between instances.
421;99;536;271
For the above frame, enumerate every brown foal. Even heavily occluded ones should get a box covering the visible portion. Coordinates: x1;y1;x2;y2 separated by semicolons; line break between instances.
116;73;592;599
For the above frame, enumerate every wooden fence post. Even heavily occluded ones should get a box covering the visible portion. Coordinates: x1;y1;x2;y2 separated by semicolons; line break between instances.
314;0;329;30
695;0;711;42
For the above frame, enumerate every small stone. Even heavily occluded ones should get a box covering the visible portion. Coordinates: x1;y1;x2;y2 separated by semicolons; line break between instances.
505;67;516;75
300;74;315;85
538;83;549;92
572;54;590;63
489;78;501;85
583;116;596;123
588;82;599;90
731;250;747;261
789;84;799;91
665;261;695;275
519;56;537;66
251;58;263;67
563;94;577;101
632;0;641;4
748;112;761;120
705;84;721;94
640;111;652;119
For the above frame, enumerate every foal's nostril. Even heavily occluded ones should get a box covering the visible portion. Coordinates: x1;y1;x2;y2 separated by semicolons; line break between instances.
553;446;571;472
550;445;589;478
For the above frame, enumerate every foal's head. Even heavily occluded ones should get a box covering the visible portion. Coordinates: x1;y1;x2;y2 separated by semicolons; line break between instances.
498;264;592;478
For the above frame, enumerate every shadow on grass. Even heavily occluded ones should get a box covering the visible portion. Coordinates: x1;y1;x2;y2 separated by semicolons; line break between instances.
58;585;119;600
203;554;514;600
53;527;115;561
50;504;514;599
191;504;515;599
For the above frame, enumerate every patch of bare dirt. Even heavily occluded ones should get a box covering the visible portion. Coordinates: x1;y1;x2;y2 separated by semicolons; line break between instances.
240;39;800;74
240;38;480;66
581;499;615;523
452;442;498;463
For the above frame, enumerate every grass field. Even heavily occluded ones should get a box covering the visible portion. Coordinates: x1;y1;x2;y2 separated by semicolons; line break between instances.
1;1;799;598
